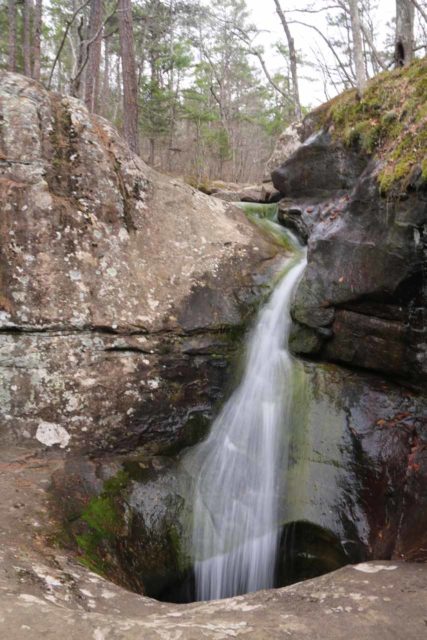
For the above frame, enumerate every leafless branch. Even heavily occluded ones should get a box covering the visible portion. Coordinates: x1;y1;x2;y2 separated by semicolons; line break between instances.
230;25;294;106
359;20;388;71
47;0;92;89
285;5;343;14
409;0;427;24
288;19;355;86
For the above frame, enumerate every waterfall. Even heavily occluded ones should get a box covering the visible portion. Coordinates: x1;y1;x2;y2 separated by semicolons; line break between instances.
190;245;307;601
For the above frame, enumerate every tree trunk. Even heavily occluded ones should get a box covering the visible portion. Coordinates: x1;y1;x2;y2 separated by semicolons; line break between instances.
23;0;32;77
349;0;367;94
32;0;42;80
395;0;415;66
8;0;17;72
72;16;87;98
102;36;110;117
85;0;104;113
273;0;302;120
118;0;140;155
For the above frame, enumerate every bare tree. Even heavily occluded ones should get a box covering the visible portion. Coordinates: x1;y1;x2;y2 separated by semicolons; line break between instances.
118;0;140;154
85;0;104;112
272;0;302;120
32;0;43;80
349;0;367;93
47;0;92;90
8;0;17;72
395;0;415;65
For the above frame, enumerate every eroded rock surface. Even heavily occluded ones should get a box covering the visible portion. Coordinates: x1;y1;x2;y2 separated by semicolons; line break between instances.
0;72;283;454
0;448;426;640
291;164;426;386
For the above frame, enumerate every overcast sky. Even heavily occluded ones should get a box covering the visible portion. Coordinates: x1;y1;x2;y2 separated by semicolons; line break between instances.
243;0;399;107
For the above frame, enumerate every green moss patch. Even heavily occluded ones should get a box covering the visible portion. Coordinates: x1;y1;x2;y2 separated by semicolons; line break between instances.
237;202;300;252
310;57;427;196
75;470;130;574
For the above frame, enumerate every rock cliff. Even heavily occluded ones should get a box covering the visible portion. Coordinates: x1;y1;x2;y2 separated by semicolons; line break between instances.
271;59;427;388
0;71;282;455
269;58;427;567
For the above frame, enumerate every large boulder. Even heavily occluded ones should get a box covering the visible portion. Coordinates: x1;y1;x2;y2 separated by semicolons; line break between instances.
289;158;426;387
0;72;283;455
271;131;368;198
276;60;427;388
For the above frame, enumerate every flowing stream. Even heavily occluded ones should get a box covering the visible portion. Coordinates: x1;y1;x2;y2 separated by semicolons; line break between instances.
190;238;307;601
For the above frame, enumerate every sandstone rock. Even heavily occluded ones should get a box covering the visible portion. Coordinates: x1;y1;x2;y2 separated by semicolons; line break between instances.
205;179;243;194
260;182;281;203
211;189;242;202
0;72;283;454
277;201;309;242
212;185;275;204
264;120;305;181
289;362;427;563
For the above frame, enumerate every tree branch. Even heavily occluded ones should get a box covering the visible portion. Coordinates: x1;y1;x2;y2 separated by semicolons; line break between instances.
359;20;388;71
285;5;343;14
47;0;92;89
288;19;355;86
409;0;427;24
230;25;294;106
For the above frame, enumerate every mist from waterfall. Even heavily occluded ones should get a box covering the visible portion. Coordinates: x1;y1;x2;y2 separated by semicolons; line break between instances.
190;245;307;601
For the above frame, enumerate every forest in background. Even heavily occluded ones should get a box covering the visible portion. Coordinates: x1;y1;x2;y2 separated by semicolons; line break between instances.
0;0;426;182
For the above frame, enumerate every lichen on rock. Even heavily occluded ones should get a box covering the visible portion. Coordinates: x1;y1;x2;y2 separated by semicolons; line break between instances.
0;71;284;455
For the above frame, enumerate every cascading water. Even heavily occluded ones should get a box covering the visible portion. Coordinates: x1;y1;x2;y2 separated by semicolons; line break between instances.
190;237;307;601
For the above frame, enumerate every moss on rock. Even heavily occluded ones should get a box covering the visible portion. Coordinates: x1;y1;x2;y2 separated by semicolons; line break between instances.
309;57;427;196
75;470;130;575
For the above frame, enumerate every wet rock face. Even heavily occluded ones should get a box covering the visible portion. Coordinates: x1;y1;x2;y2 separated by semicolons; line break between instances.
51;454;195;601
275;132;427;387
0;72;282;454
269;127;427;566
50;361;427;602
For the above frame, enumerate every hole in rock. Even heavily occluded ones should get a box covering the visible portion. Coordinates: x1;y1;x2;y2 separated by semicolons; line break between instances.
55;457;358;606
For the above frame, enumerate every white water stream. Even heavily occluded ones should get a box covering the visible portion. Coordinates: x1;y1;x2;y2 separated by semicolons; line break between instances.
191;247;307;601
